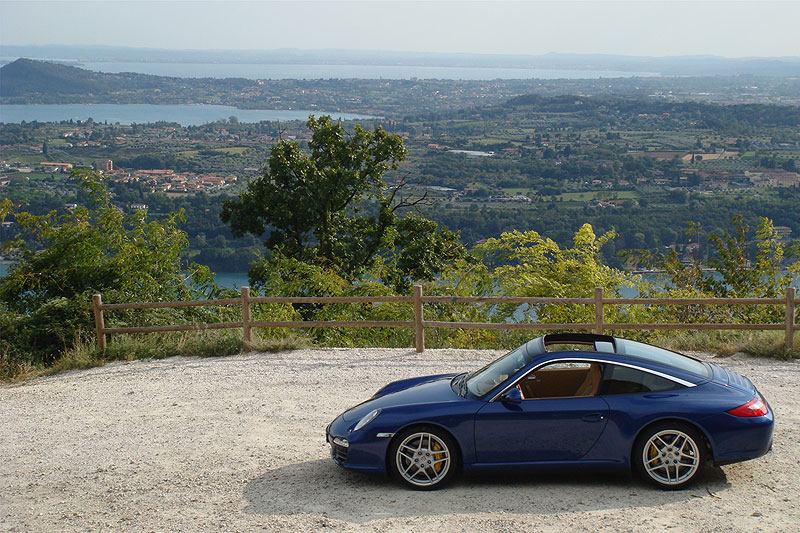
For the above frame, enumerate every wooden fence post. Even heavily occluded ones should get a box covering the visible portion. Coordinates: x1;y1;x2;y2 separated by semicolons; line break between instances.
241;286;252;350
92;294;107;351
413;284;425;353
786;286;796;352
594;287;604;335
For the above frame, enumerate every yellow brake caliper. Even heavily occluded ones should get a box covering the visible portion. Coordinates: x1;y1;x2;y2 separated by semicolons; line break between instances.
431;441;444;473
648;443;658;465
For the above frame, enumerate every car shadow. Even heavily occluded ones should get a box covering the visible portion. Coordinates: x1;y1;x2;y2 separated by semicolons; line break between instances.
243;459;731;523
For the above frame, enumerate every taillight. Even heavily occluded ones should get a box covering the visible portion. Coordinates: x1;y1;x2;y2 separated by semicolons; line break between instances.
727;395;769;417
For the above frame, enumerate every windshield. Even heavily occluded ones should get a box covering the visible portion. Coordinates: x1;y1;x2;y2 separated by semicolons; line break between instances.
617;339;711;378
465;344;536;398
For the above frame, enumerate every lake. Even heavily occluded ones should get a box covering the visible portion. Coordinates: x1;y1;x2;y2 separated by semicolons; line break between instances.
73;62;661;81
0;104;375;126
215;272;250;290
212;271;644;296
0;264;250;290
203;271;800;296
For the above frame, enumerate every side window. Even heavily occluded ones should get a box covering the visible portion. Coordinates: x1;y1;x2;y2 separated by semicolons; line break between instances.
518;361;604;399
601;365;681;395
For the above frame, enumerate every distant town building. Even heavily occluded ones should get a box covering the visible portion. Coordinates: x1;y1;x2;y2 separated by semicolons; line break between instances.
746;169;800;188
774;226;793;241
200;176;226;187
134;169;174;177
94;159;113;172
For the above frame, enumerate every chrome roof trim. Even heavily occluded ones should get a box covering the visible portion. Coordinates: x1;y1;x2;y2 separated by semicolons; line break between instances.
489;356;696;403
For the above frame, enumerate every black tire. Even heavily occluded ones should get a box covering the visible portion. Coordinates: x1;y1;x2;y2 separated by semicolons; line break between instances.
388;425;460;490
633;421;706;490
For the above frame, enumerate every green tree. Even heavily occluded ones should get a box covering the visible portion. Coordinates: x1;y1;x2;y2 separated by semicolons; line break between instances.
221;115;464;288
627;217;800;325
1;171;215;369
703;216;799;299
477;224;633;324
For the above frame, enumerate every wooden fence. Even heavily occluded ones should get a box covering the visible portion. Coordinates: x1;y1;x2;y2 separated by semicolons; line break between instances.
91;286;798;353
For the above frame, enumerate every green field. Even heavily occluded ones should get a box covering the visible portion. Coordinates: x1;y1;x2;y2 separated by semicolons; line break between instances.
1;153;46;164
556;190;641;201
213;147;248;155
502;187;531;196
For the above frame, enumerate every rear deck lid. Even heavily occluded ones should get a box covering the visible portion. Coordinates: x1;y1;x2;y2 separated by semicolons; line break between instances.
709;362;757;393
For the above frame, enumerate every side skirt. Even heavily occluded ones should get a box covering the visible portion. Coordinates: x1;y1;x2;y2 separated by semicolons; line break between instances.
464;459;625;473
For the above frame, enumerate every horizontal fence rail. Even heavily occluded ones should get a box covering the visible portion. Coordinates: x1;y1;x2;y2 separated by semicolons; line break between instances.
91;286;798;353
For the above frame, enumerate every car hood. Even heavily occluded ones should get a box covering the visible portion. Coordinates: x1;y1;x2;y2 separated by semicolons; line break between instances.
373;373;457;398
340;374;460;421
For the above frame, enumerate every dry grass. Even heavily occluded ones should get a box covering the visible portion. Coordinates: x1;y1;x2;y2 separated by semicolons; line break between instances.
3;330;310;382
659;329;799;359
4;327;797;383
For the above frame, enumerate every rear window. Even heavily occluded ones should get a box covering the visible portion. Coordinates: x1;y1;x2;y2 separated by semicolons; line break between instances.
617;339;710;378
603;365;682;395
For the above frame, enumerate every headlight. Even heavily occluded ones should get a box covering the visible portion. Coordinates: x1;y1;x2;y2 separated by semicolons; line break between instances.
353;408;381;432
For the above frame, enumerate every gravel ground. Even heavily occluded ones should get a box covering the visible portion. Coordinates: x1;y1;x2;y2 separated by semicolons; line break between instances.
1;348;798;532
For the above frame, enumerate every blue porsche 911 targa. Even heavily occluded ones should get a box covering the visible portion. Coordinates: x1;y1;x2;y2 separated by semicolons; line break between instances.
326;334;773;490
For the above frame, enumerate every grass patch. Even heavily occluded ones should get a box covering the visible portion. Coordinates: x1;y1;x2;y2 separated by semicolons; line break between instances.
7;154;46;164
3;330;310;381
5;327;797;383
657;330;799;360
212;147;248;155
502;188;530;196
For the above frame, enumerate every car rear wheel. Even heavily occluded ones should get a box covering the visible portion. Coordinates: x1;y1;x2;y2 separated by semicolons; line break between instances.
389;426;459;490
634;422;705;490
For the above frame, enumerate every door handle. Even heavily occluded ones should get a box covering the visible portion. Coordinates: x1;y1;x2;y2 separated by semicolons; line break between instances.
582;413;605;422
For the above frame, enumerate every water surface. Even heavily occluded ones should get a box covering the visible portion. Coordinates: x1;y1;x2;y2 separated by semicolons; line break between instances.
74;62;661;80
0;103;374;126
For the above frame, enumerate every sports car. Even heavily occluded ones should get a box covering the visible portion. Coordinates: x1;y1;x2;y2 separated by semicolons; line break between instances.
326;333;773;490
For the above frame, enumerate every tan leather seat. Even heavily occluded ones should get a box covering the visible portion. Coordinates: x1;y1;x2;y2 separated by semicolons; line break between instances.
574;364;601;396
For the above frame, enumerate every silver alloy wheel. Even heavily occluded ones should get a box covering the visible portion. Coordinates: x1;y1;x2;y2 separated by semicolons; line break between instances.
395;431;451;487
642;429;700;485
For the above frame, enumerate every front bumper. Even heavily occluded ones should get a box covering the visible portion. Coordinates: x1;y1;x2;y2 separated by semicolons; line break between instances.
326;418;391;473
326;425;349;465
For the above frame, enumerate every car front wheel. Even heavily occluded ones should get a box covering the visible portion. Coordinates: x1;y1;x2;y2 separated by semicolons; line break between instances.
634;422;706;490
389;426;459;490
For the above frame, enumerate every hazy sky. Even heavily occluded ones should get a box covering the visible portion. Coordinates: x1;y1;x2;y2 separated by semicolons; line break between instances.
1;0;799;58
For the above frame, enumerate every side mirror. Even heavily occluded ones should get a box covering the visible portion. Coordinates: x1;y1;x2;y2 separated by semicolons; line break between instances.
500;387;523;404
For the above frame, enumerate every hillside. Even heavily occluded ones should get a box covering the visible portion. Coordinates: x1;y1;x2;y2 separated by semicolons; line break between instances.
0;58;254;101
463;93;800;131
0;58;174;96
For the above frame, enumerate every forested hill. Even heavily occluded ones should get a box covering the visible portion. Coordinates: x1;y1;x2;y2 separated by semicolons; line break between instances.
1;58;163;96
424;93;800;133
0;58;253;98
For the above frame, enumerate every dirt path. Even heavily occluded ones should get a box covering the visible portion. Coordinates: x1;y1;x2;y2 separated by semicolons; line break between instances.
1;348;798;532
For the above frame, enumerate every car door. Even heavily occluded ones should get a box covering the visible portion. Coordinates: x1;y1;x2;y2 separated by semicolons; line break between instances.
473;361;611;463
